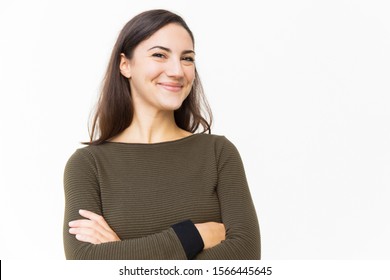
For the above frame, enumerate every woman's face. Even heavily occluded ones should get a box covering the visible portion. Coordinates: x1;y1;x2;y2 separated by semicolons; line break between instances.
122;23;196;114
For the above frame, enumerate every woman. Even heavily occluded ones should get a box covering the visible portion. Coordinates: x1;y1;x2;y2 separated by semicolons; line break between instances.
63;9;260;260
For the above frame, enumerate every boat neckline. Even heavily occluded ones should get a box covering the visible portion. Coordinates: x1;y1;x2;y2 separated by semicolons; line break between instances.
102;133;201;146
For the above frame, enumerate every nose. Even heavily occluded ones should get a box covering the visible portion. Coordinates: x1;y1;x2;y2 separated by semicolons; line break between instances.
165;57;184;78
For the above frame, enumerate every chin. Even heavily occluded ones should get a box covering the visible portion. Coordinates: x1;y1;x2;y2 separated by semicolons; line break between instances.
160;97;187;111
164;103;184;111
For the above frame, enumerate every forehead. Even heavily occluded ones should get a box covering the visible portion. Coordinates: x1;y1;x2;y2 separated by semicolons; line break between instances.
137;23;194;51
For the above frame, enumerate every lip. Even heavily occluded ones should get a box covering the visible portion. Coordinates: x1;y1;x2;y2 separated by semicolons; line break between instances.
158;82;183;92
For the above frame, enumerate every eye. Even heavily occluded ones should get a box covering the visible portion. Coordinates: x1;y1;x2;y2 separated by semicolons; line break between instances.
182;56;195;62
152;53;166;58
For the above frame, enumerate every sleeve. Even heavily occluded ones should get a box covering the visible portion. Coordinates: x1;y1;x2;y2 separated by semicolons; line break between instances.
63;148;203;260
194;137;261;260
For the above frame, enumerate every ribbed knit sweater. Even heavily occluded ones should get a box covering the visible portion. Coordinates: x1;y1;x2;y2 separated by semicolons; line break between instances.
63;133;260;259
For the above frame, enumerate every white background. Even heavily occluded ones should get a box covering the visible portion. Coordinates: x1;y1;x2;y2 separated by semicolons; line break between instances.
0;0;389;260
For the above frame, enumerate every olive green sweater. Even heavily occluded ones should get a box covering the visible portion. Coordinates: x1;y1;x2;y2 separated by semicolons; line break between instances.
63;134;260;259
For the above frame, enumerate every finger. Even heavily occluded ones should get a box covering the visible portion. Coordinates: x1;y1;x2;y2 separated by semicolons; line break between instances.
68;219;95;228
69;227;104;243
78;209;111;230
73;210;120;243
75;234;101;245
69;218;116;242
68;219;108;232
69;227;101;238
69;226;117;244
78;209;101;221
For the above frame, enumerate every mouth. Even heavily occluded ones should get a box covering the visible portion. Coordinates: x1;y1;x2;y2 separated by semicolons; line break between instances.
157;82;183;92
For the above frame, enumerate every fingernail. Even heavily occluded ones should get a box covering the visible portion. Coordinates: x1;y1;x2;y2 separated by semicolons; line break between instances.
68;221;74;226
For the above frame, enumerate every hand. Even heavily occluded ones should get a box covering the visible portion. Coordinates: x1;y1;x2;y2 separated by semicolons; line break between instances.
195;222;225;249
68;209;121;244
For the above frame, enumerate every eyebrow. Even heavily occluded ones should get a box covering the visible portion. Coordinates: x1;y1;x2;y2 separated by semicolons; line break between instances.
148;46;195;55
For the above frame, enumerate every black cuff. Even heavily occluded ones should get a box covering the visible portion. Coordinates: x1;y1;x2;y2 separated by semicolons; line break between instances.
172;220;204;259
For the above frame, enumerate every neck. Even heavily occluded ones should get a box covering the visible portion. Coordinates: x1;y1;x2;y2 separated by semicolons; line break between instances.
110;109;191;144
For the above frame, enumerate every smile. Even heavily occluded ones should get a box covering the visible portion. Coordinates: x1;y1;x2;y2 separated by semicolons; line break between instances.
158;82;183;92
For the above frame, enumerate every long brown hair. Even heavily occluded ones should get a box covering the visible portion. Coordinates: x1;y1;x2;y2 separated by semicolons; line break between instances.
83;9;212;145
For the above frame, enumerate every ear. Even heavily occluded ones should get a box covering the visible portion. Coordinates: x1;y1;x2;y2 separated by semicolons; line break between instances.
119;53;131;78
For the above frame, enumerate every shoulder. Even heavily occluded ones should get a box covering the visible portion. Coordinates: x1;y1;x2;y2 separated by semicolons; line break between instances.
68;142;113;159
63;146;102;189
194;133;230;145
194;134;245;173
198;133;237;146
64;145;102;172
194;133;240;156
67;145;94;161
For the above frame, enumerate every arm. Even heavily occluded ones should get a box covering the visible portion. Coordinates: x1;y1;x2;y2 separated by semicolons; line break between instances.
194;137;261;260
63;148;202;260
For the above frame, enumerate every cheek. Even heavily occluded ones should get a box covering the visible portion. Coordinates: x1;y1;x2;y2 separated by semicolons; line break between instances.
185;68;196;84
139;62;164;82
